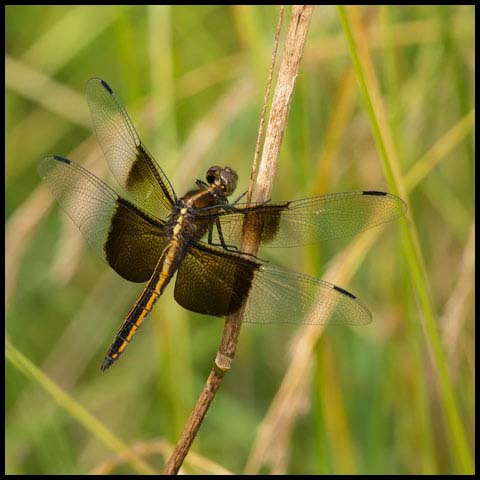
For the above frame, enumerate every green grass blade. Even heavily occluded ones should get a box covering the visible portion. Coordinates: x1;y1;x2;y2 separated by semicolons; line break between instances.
5;338;157;475
337;6;474;474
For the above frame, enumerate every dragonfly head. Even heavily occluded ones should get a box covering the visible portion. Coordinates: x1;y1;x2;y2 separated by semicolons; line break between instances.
206;166;238;197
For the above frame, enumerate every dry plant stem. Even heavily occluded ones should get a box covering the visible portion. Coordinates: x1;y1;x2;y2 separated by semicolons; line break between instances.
247;5;285;203
163;5;314;475
254;5;314;204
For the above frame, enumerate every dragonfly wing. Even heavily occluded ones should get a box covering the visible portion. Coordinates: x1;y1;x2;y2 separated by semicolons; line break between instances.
39;155;168;282
86;78;177;220
174;242;371;325
200;191;406;248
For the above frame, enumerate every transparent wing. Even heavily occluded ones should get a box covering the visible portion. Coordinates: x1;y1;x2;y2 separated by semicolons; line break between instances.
174;243;371;325
200;191;406;248
86;78;177;220
38;155;168;283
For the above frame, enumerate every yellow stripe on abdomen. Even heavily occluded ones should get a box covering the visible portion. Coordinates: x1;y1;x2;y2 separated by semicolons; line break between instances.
102;210;187;369
110;239;181;353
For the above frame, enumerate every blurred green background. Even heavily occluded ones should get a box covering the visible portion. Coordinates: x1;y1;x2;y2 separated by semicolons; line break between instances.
5;5;475;475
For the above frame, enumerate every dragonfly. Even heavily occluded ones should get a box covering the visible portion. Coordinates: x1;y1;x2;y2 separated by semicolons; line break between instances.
39;78;406;371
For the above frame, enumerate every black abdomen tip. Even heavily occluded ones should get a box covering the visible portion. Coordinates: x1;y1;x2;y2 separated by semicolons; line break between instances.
100;356;114;372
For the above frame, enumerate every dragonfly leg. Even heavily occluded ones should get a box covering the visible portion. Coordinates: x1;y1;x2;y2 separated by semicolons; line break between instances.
196;179;209;189
223;196;273;213
230;190;247;206
206;219;264;260
207;219;239;251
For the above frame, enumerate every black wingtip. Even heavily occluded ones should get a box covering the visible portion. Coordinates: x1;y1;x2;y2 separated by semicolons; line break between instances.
100;356;114;372
53;155;71;165
100;79;114;94
363;190;408;215
333;285;357;299
362;190;387;196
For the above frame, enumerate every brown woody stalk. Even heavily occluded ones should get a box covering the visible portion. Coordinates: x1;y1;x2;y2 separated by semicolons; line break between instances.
163;5;314;475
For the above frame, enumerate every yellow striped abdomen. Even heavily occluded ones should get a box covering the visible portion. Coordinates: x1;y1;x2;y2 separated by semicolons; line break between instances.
100;208;188;371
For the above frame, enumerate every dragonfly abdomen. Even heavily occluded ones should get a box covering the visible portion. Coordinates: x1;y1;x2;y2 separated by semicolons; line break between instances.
100;233;186;371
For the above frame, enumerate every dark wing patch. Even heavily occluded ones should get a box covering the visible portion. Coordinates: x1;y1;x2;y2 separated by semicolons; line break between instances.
174;243;259;317
105;197;168;282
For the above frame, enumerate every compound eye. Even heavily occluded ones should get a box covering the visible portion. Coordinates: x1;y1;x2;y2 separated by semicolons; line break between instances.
206;166;221;185
221;167;238;196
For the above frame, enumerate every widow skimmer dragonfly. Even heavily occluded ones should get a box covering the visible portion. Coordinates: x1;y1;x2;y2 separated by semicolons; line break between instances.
39;78;406;372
